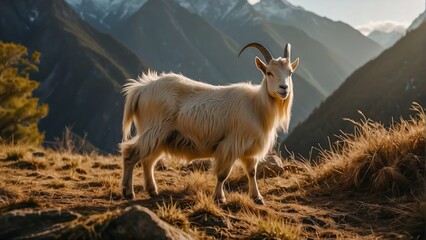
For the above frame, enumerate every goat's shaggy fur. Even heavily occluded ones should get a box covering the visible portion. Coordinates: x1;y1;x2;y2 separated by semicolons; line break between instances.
120;43;299;204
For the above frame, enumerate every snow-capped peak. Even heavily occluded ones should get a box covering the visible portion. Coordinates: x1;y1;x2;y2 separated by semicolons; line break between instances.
252;0;302;21
174;0;255;23
65;0;147;29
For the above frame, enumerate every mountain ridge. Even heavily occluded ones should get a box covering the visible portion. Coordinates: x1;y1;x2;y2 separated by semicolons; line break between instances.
367;30;404;48
253;0;383;69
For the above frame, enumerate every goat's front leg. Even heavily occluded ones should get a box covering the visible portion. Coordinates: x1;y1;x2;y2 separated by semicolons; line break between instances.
213;156;236;204
242;158;264;205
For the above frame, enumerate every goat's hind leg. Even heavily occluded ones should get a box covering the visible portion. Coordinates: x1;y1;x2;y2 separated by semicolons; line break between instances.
121;139;162;199
121;142;139;200
141;151;162;197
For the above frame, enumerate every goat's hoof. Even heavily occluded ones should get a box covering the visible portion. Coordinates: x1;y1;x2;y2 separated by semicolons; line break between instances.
122;189;135;200
214;197;226;204
253;197;265;205
148;189;159;198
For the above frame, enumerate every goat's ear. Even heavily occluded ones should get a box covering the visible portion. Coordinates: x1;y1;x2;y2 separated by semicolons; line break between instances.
255;56;267;75
291;58;300;71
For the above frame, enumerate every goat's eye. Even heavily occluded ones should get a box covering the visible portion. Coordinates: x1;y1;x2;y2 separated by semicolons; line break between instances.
266;72;273;77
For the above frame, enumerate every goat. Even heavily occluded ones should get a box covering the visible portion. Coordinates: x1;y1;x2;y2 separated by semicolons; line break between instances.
120;42;299;204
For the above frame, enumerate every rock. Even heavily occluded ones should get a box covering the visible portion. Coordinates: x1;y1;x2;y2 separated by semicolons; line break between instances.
257;154;284;178
0;208;81;239
101;205;193;240
0;205;192;240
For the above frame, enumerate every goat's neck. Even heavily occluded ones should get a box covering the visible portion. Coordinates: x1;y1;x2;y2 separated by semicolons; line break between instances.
255;79;281;131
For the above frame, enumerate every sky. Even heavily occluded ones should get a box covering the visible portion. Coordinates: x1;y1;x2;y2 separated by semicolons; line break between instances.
248;0;425;35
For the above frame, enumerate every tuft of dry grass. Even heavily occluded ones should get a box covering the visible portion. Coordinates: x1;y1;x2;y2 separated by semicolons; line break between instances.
4;145;26;161
192;191;223;217
310;103;426;197
0;183;23;205
182;170;216;195
98;173;121;200
156;199;189;230
242;208;300;240
223;192;257;213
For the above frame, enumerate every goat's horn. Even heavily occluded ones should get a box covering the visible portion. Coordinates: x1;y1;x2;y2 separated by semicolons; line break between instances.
283;43;291;60
238;42;273;63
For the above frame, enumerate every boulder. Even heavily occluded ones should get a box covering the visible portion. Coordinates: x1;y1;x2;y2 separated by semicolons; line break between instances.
101;205;193;239
0;208;80;239
0;205;193;240
257;154;284;178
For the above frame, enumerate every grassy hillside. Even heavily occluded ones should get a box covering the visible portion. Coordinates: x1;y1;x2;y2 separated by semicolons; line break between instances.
283;23;426;158
1;105;425;239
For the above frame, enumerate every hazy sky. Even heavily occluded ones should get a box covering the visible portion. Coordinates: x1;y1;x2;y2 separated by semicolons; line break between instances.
249;0;425;34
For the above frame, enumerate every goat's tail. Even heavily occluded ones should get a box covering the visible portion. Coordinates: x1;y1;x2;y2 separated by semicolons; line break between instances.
122;79;139;141
121;71;158;142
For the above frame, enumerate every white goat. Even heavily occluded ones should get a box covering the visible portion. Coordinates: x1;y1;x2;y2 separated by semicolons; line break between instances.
120;42;299;204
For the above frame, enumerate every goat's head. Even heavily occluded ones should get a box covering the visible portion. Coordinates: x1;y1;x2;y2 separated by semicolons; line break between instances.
239;42;299;100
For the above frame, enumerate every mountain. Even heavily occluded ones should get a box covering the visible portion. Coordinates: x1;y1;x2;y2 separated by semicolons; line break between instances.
252;0;383;69
111;0;252;86
408;10;425;32
282;23;426;158
65;0;147;31
368;30;404;48
0;0;148;152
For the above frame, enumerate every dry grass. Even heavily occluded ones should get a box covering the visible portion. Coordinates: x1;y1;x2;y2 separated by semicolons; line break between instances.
311;103;426;197
0;183;23;205
1;104;425;239
156;200;190;230
245;213;300;240
192;191;224;217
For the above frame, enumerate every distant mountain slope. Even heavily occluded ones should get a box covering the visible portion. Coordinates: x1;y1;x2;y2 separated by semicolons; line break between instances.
111;0;251;85
0;0;148;152
408;10;425;32
252;0;383;69
368;30;404;48
282;23;426;158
